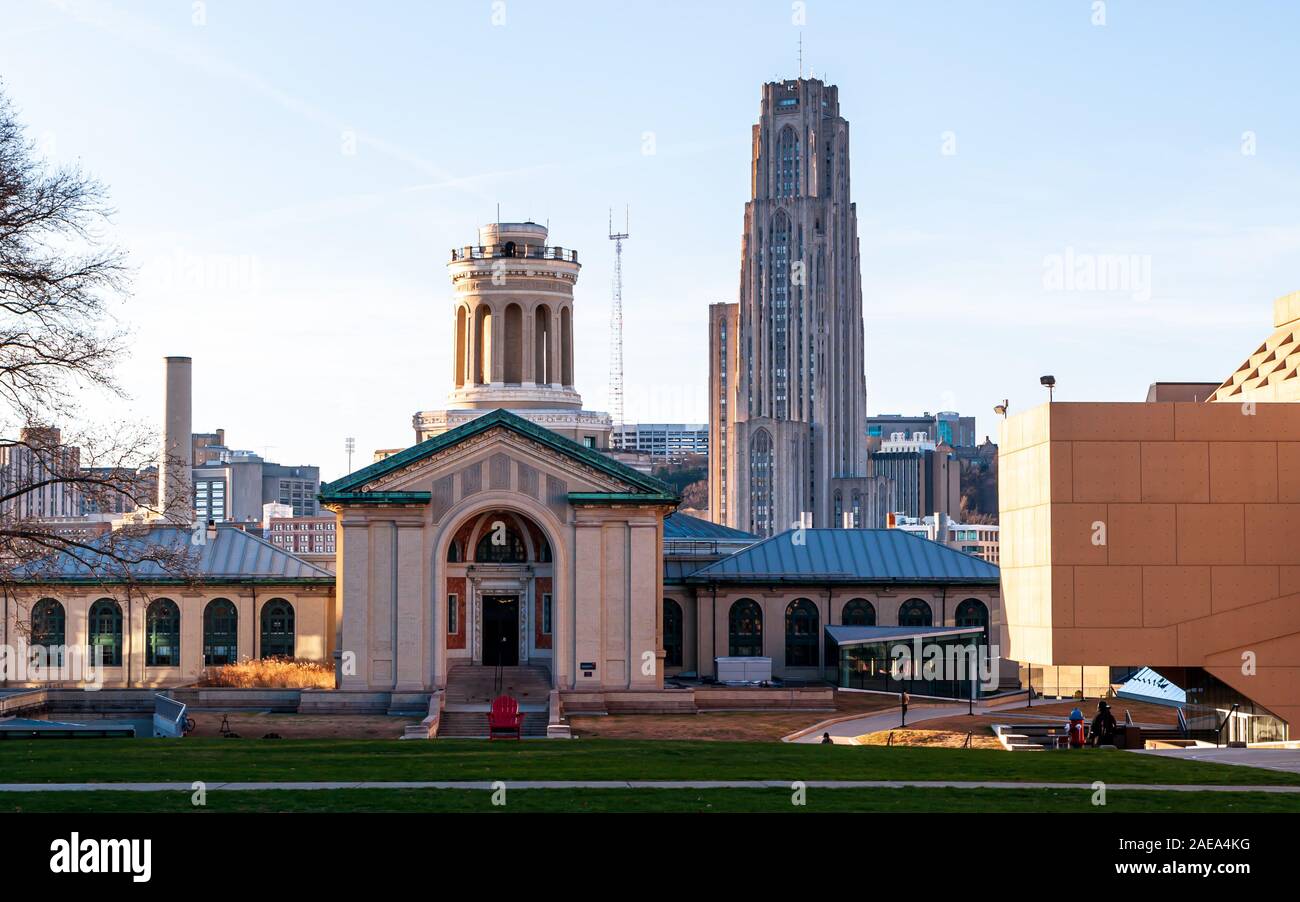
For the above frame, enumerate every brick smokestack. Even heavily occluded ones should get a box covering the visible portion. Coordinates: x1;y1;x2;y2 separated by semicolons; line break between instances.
158;356;193;524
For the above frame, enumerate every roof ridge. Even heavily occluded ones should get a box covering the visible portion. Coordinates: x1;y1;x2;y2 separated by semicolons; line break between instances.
321;408;675;499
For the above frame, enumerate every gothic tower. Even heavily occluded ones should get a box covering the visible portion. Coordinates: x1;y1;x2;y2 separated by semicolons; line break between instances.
710;78;886;536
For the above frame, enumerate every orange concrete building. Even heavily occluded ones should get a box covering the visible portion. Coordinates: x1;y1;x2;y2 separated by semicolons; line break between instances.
1000;295;1300;738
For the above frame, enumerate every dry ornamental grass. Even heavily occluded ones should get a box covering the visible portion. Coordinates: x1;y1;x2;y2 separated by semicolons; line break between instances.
195;658;334;689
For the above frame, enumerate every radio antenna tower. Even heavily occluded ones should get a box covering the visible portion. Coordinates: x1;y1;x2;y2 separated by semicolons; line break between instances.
608;206;629;428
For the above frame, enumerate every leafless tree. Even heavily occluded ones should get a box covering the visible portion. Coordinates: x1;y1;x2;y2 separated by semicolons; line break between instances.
0;81;195;621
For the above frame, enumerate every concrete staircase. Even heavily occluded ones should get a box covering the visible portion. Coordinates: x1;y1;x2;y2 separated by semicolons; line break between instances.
438;708;549;738
445;664;552;707
439;664;552;739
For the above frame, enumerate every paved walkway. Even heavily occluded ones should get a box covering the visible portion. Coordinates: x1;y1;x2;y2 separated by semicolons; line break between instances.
0;779;1296;793
789;704;970;743
1135;747;1300;775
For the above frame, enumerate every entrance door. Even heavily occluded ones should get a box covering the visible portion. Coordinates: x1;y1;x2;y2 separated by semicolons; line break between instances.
482;595;519;666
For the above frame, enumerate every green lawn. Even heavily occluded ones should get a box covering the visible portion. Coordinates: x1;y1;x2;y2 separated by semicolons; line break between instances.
0;738;1296;786
3;786;1299;814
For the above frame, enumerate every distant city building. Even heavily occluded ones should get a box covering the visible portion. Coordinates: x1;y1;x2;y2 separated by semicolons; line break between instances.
612;423;708;460
80;466;157;515
890;513;1000;565
191;434;320;524
953;438;998;519
711;77;887;536
266;515;336;557
870;431;960;520
0;427;81;520
868;411;976;448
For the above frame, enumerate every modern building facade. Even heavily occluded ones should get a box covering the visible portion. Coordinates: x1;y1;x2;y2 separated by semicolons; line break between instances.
1000;293;1300;736
191;448;321;524
871;431;961;520
869;412;977;448
0;427;82;520
710;78;887;537
891;513;1000;565
612;423;708;460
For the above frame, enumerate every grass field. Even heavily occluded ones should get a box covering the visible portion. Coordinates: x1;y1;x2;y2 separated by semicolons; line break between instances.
4;786;1299;814
1;738;1297;786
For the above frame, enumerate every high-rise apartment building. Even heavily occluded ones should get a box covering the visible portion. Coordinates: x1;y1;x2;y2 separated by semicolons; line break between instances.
710;78;887;536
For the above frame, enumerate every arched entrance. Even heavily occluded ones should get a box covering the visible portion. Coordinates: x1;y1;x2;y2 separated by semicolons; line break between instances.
443;508;554;669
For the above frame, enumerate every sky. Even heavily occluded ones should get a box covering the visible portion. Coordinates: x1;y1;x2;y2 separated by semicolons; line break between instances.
4;0;1300;480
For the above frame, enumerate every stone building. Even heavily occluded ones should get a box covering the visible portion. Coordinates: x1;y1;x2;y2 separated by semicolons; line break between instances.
412;222;612;450
710;78;889;537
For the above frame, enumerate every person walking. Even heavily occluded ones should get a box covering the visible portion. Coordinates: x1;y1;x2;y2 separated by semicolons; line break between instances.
900;691;911;727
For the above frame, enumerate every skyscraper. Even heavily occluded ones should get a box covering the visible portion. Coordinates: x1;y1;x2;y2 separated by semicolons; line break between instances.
710;77;888;536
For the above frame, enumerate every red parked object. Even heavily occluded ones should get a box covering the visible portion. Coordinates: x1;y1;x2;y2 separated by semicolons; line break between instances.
487;695;525;740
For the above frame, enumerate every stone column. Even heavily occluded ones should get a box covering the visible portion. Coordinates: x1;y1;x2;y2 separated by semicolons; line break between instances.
629;518;661;688
572;515;604;689
338;515;371;689
394;518;426;690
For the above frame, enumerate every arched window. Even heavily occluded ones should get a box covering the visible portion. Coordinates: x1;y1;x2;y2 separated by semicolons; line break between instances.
955;598;990;645
475;521;527;562
31;598;65;666
454;305;468;388
474;304;492;384
898;598;933;628
663;598;683;668
203;599;238;666
728;599;763;657
503;240;516;257
88;598;123;667
777;125;800;198
769;209;791;418
749;428;774;537
503;302;523;384
534;305;551;384
260;599;295;659
560;306;573;386
146;599;180;667
784;598;819;667
446;540;461;563
842;598;876;626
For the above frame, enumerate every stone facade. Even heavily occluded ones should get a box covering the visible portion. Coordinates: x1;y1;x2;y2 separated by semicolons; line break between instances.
322;410;675;692
413;222;612;449
710;78;887;537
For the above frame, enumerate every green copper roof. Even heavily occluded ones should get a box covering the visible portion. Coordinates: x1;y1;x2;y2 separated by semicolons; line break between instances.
320;408;676;501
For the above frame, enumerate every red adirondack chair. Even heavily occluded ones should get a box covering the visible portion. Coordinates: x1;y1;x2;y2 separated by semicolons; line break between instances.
487;694;525;740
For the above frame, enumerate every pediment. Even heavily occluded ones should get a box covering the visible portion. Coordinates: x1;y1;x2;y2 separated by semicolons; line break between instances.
320;409;674;510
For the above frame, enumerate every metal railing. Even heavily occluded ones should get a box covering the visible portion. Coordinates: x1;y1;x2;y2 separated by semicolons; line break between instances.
450;244;578;263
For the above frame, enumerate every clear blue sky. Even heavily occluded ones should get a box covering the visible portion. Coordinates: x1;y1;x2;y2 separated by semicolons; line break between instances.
5;0;1299;479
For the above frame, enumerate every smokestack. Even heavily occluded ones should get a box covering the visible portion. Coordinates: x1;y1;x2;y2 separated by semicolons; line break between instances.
158;356;193;524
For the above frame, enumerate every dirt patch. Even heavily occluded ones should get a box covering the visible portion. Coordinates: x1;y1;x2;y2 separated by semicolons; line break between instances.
985;697;1179;725
571;690;898;742
185;713;417;740
857;728;1003;750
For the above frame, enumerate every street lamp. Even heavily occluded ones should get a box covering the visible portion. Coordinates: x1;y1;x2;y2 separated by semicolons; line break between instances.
1040;375;1056;402
993;400;1008;418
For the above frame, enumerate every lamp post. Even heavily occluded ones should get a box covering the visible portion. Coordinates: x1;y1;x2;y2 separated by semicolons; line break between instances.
1040;375;1056;402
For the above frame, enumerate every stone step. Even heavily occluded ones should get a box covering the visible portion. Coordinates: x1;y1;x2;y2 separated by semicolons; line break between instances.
437;709;548;739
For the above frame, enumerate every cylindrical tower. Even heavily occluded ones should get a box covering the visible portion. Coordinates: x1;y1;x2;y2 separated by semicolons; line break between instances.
158;355;193;524
446;222;581;411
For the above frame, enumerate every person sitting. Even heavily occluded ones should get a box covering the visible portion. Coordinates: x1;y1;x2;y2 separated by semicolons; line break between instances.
821;732;834;744
1089;701;1117;747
